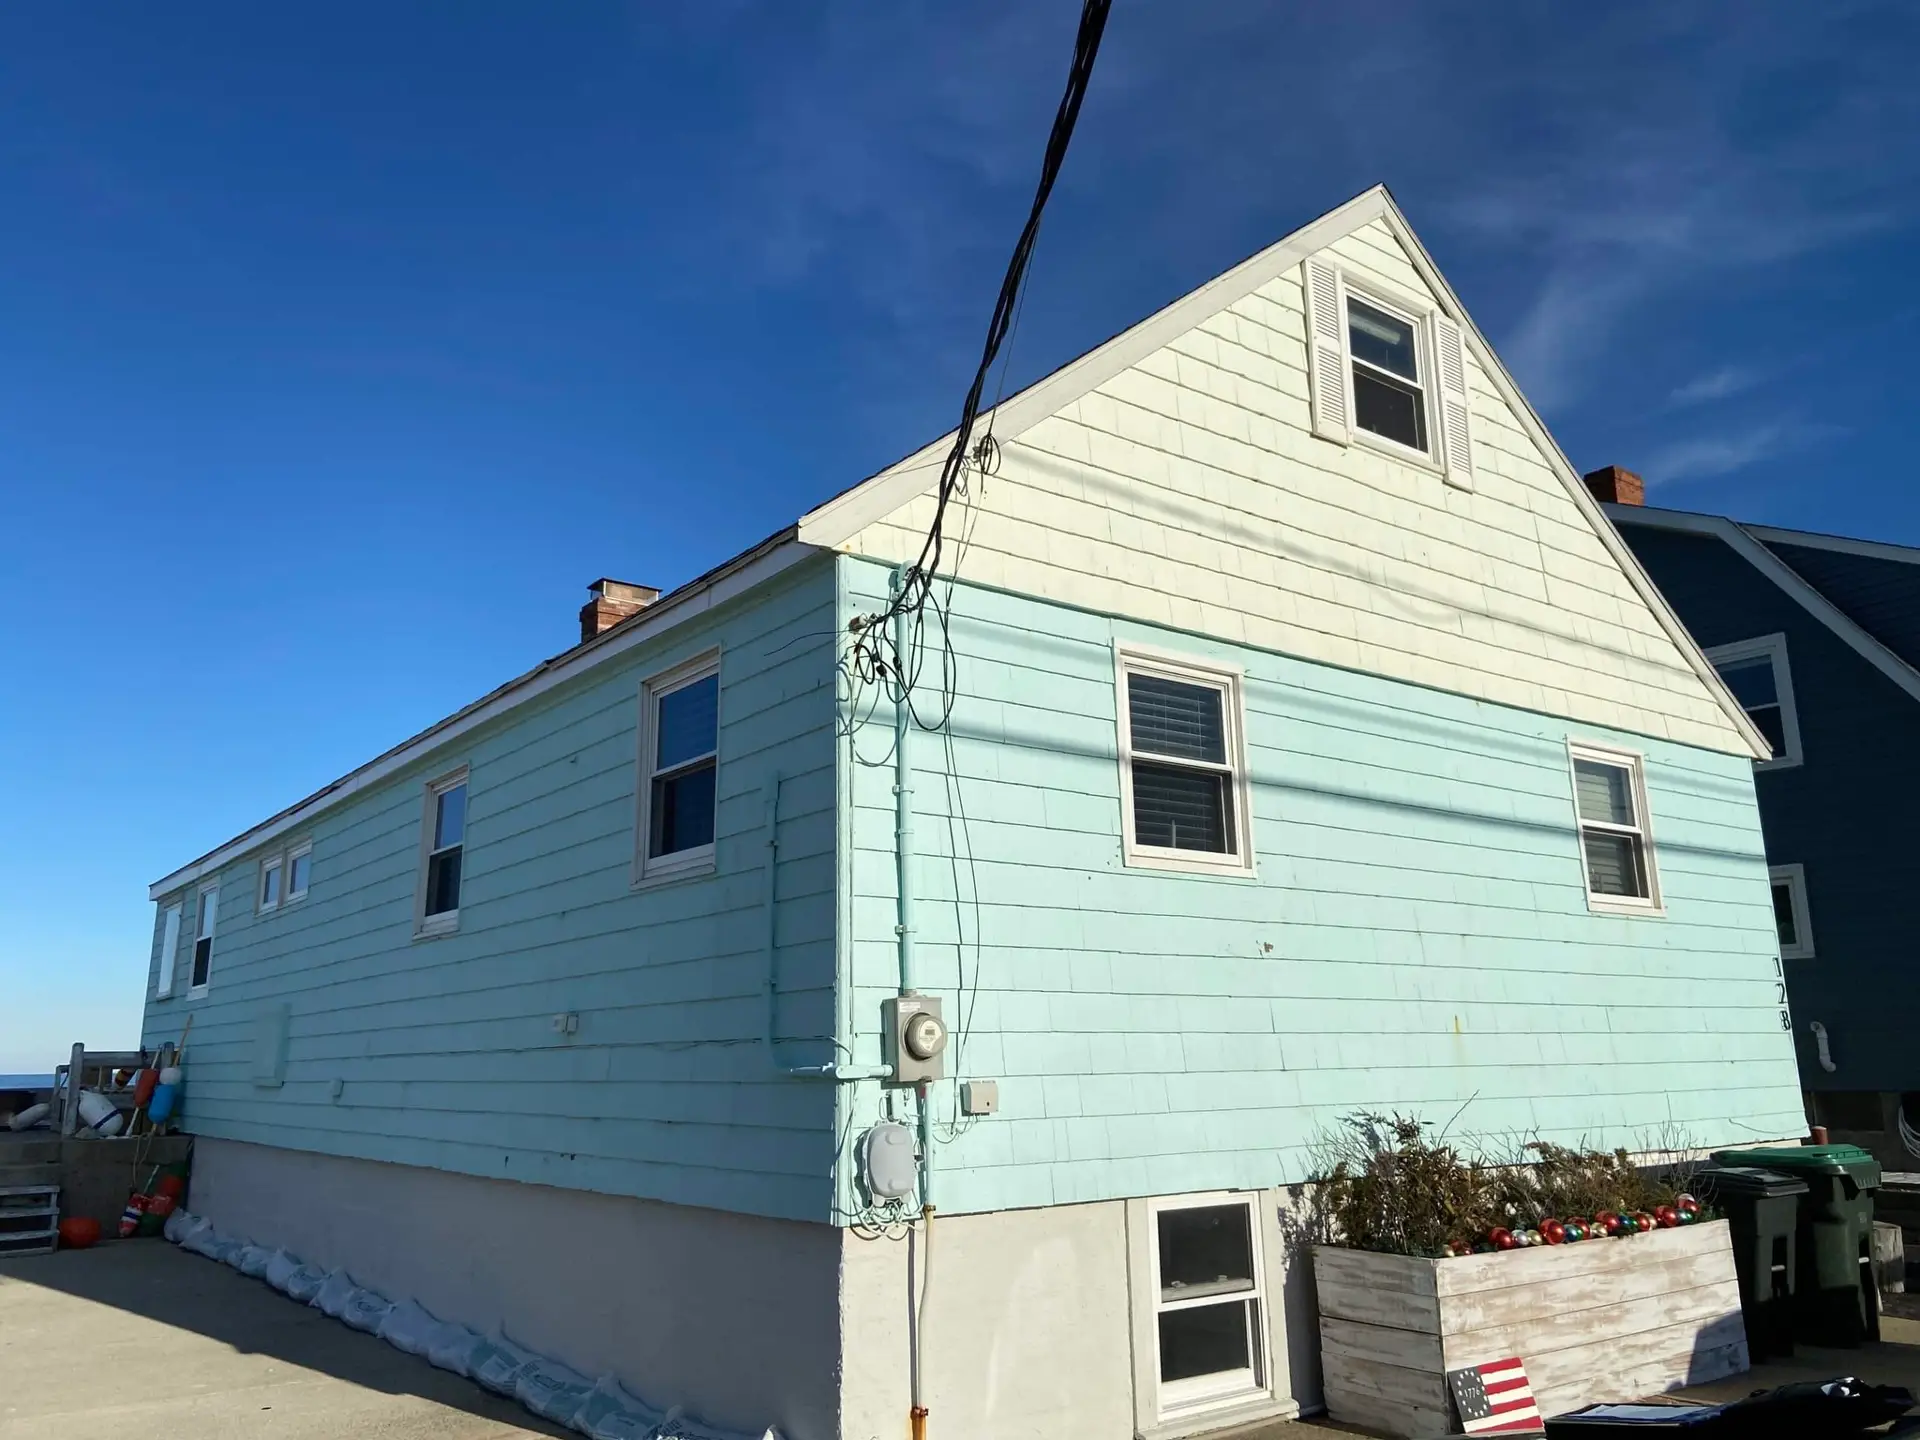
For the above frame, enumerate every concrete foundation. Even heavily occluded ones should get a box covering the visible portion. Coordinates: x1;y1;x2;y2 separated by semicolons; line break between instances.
187;1137;843;1439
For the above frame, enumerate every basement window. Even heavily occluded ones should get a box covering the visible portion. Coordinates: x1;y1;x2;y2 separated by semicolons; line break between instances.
635;652;720;886
1150;1195;1269;1419
1568;742;1661;912
1116;648;1254;876
416;769;468;936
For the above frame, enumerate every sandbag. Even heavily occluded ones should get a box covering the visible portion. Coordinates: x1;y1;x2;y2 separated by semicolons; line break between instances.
311;1269;359;1319
263;1248;304;1293
376;1298;440;1356
514;1354;595;1426
655;1416;787;1440
467;1327;538;1396
340;1287;394;1334
283;1262;329;1304
425;1321;483;1378
236;1244;274;1279
163;1209;201;1245
576;1375;666;1440
213;1234;250;1267
182;1224;226;1259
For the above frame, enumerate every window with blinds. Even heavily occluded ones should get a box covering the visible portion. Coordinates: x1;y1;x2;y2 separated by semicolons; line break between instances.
1117;650;1253;875
1568;743;1660;910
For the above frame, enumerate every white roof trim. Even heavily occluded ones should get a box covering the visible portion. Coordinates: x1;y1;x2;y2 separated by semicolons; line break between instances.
1608;504;1920;708
1744;523;1920;567
801;184;1772;762
150;532;815;899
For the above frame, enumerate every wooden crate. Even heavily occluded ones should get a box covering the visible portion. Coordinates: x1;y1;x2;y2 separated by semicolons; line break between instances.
1315;1220;1749;1438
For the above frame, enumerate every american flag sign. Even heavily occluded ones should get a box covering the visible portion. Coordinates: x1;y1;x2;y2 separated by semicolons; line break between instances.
1446;1356;1541;1434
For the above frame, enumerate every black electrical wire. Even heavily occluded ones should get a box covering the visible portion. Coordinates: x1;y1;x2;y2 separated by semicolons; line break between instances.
859;0;1113;654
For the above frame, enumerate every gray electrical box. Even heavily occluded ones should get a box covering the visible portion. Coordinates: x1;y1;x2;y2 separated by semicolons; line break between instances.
960;1079;998;1116
881;992;947;1085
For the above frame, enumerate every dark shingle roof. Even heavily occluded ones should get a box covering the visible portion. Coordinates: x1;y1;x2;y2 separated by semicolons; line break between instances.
1760;538;1920;674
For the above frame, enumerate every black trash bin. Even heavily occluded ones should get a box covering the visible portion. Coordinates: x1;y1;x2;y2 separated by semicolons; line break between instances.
1715;1144;1883;1347
1693;1164;1807;1360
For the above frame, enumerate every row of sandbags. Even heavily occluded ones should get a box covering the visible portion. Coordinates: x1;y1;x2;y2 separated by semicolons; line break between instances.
163;1209;784;1440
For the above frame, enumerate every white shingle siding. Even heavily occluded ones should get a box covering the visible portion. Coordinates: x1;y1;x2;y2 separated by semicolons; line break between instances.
837;217;1748;754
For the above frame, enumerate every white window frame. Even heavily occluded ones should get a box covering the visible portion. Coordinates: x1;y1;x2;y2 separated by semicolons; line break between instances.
1344;285;1438;467
1704;634;1803;770
1114;645;1256;878
1770;863;1815;960
154;901;183;999
286;840;313;903
415;767;469;938
257;854;283;914
1567;740;1663;915
189;882;220;997
1144;1191;1271;1423
633;649;722;889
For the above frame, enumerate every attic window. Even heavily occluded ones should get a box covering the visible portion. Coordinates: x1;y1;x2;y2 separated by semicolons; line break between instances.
1347;296;1428;453
1705;634;1802;769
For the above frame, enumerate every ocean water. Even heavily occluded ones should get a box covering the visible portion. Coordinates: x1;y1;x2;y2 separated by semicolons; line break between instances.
0;1074;52;1089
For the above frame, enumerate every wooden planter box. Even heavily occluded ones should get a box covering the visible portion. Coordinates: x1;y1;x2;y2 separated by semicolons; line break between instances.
1315;1220;1749;1437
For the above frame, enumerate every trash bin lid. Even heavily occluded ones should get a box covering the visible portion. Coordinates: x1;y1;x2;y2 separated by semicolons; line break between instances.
1694;1164;1808;1198
1712;1144;1881;1186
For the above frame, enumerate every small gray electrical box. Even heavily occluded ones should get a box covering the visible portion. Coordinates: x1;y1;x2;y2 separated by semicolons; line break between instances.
881;992;947;1085
960;1079;998;1116
861;1121;918;1200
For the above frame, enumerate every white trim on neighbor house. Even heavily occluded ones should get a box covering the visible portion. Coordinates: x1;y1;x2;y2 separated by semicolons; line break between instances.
798;186;1772;764
1113;644;1256;878
1744;524;1920;567
1607;504;1920;711
1566;739;1664;916
1703;633;1803;770
632;648;722;890
414;766;469;939
148;532;812;900
1770;862;1815;961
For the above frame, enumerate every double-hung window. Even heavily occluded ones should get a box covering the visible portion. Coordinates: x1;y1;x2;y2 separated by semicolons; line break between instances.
636;653;720;884
1770;863;1814;960
258;854;283;913
1148;1195;1270;1420
154;902;183;999
416;769;468;935
1568;742;1661;911
1303;257;1473;486
1705;634;1801;768
1116;649;1254;876
190;884;219;994
287;841;313;902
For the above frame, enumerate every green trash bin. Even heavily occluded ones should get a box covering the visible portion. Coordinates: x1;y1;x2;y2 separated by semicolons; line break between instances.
1714;1144;1882;1347
1694;1165;1807;1360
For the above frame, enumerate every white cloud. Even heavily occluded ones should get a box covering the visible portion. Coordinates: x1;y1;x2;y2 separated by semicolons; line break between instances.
1670;366;1763;406
1644;421;1836;485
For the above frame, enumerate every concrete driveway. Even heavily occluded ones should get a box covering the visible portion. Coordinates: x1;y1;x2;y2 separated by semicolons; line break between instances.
0;1241;564;1439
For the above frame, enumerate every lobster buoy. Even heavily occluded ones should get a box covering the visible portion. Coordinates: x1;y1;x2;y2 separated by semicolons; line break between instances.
75;1090;125;1138
59;1216;102;1249
118;1192;149;1239
133;1068;160;1108
7;1102;50;1133
149;1067;183;1124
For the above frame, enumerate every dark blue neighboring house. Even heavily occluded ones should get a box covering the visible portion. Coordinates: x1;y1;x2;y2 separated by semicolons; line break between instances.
1591;465;1920;1166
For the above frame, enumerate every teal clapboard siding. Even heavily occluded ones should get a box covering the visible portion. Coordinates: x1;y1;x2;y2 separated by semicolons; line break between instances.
140;557;841;1222
834;556;1805;1219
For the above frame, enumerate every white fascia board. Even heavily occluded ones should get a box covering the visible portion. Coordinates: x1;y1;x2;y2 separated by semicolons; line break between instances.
1373;201;1775;764
1608;504;1920;709
1743;523;1920;567
149;531;816;900
797;186;1396;550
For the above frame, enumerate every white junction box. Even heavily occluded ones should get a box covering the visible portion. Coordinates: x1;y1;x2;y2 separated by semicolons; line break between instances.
960;1080;998;1116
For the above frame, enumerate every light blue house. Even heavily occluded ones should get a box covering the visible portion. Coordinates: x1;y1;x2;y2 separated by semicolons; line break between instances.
141;188;1802;1440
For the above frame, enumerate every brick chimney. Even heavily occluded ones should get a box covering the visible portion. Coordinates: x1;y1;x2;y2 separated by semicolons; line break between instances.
1582;464;1645;506
579;578;661;642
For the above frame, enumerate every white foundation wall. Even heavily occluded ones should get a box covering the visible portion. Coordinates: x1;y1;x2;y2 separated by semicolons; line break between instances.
835;1192;1325;1440
187;1138;845;1440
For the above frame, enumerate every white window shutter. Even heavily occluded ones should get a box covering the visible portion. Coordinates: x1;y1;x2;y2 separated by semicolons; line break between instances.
156;904;181;997
1435;314;1473;487
1304;258;1351;444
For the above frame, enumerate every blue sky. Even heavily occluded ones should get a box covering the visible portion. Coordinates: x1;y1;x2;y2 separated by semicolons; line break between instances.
1;2;1914;1072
